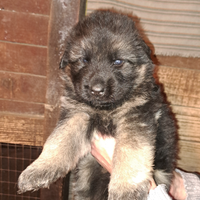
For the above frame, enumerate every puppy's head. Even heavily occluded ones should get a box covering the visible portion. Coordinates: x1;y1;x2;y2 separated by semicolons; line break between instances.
60;10;153;109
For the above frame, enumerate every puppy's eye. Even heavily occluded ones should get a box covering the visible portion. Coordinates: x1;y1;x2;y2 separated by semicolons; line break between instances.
82;58;90;64
113;59;124;66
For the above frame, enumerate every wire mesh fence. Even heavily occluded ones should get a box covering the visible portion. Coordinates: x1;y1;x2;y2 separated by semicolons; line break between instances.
0;143;42;200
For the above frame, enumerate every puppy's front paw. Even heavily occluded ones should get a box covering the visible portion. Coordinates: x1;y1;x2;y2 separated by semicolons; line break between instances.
108;180;149;200
18;163;65;193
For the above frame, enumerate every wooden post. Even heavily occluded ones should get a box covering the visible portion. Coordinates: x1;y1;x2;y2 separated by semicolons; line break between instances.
42;0;86;199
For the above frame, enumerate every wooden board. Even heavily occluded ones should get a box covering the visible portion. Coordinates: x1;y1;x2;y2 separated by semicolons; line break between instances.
178;140;200;172
0;0;51;15
0;113;44;146
157;65;200;108
0;71;46;103
157;55;200;71
0;99;44;116
176;114;200;143
44;0;82;141
172;106;200;172
172;105;200;143
156;62;200;172
0;42;47;76
0;10;49;46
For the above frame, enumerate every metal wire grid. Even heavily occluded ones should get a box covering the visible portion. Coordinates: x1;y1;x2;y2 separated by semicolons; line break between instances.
0;143;42;200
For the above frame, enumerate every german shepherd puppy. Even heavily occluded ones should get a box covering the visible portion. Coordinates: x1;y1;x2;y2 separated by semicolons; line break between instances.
18;10;177;200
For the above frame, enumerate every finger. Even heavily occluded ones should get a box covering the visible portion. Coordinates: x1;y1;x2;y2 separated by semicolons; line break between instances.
150;178;157;190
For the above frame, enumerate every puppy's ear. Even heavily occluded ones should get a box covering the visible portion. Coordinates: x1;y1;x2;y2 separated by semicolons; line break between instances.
59;52;68;69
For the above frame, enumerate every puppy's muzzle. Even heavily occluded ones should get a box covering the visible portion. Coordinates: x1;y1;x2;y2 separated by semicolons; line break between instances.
89;77;106;97
91;83;105;97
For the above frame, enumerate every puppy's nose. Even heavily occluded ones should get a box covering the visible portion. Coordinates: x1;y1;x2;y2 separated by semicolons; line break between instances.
91;84;105;96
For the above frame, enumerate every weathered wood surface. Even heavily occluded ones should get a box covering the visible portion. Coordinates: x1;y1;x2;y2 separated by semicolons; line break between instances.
0;71;46;103
0;0;51;15
174;107;200;172
157;56;200;71
156;56;200;172
44;0;83;142
0;10;49;46
157;66;200;108
0;0;49;147
0;42;47;76
172;106;200;143
0;113;44;146
178;140;200;172
0;99;44;116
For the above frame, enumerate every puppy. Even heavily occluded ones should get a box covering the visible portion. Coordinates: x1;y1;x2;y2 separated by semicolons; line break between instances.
18;10;177;200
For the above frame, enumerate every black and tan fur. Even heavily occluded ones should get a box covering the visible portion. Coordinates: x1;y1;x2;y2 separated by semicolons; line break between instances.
18;10;177;200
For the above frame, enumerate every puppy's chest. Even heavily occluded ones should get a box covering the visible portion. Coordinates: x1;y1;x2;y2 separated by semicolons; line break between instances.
88;113;116;137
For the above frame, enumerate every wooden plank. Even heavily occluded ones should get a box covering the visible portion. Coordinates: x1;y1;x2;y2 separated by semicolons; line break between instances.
44;0;82;141
177;140;200;172
156;55;200;71
0;113;44;146
171;105;200;118
157;66;200;108
0;71;46;103
0;99;44;116
171;105;200;143
0;0;51;15
176;114;200;143
0;42;47;76
0;10;49;46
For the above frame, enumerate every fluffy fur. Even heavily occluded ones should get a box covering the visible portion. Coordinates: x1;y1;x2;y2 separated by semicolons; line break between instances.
18;10;177;200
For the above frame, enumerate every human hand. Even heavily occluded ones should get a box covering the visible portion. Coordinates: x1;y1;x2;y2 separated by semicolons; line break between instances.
169;171;187;200
91;134;115;173
91;134;156;190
